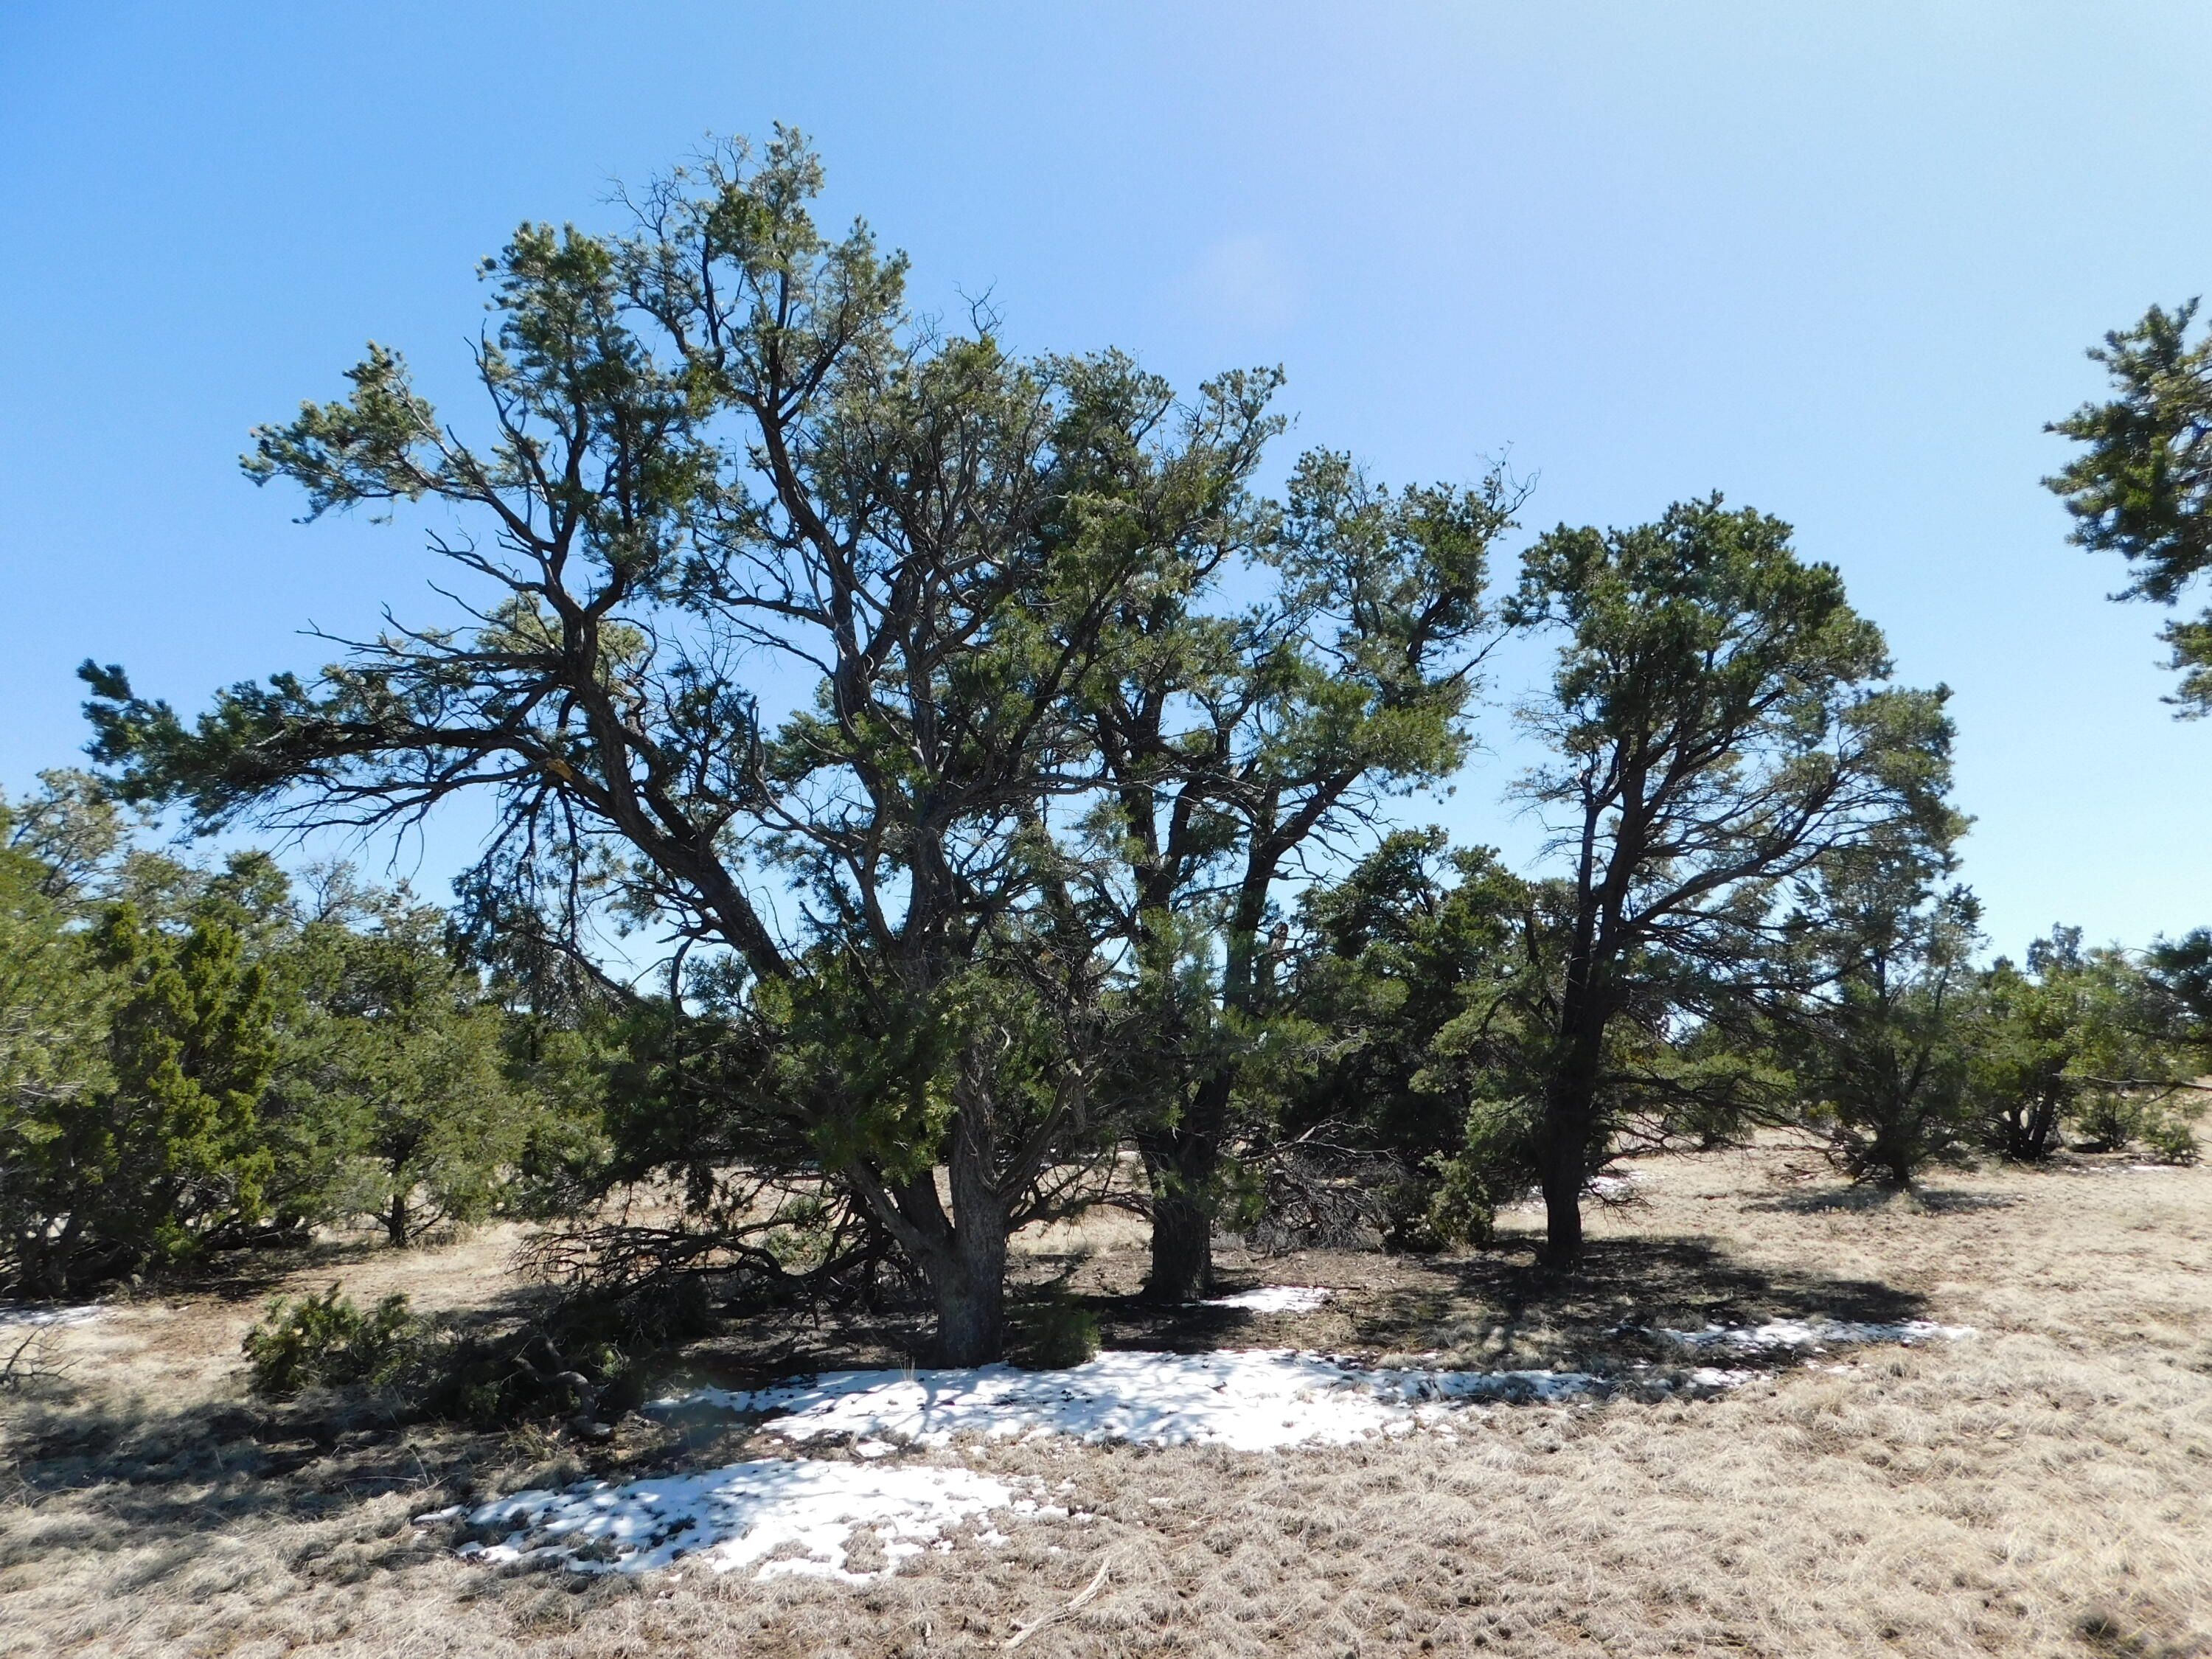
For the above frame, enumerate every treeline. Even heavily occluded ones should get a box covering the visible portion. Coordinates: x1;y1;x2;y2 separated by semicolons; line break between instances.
4;762;2200;1318
17;133;2208;1366
0;774;605;1295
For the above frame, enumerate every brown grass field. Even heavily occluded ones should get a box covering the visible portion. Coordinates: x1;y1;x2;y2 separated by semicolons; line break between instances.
3;1142;2208;1658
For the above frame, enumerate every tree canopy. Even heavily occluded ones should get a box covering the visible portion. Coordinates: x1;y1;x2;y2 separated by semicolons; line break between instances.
1505;497;1961;1259
2047;298;2212;711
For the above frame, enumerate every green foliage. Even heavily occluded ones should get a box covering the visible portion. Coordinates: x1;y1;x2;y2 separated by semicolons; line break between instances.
1969;926;2203;1164
1276;830;1548;1245
243;1285;427;1398
1015;1295;1101;1370
4;899;281;1293
1506;498;1961;1248
240;1284;653;1428
2045;299;2212;712
0;833;118;1290
1420;1096;1544;1247
1;771;611;1295
44;130;2212;1334
1969;933;2090;1161
1784;840;1981;1187
1074;434;1521;1296
83;129;1526;1352
2135;1110;2202;1165
271;880;557;1243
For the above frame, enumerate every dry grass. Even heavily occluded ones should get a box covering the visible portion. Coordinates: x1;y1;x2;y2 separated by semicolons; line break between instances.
4;1148;2208;1658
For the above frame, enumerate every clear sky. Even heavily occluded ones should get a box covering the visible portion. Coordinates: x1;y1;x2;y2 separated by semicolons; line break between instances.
4;1;2209;953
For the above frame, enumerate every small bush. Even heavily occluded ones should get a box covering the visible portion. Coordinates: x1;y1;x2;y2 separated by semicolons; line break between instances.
1017;1297;1099;1370
243;1282;654;1430
1415;1095;1543;1247
2137;1112;2201;1166
242;1285;428;1399
2072;1088;2203;1164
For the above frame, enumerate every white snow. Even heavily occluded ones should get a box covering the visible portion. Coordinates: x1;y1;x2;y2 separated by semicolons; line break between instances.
448;1459;1018;1581
451;1315;1983;1581
1199;1285;1332;1314
1654;1317;1975;1354
652;1349;1624;1453
0;1304;102;1332
1585;1173;1645;1199
647;1318;1977;1455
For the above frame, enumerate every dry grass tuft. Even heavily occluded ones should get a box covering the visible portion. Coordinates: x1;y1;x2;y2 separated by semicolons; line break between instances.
4;1150;2208;1656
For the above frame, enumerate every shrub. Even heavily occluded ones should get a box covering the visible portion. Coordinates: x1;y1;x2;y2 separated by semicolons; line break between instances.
2070;1085;2203;1163
2139;1116;2200;1164
1416;1095;1543;1248
1016;1296;1099;1370
242;1285;427;1398
242;1281;658;1431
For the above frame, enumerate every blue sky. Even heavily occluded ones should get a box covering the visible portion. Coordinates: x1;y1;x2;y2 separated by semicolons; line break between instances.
4;1;2209;952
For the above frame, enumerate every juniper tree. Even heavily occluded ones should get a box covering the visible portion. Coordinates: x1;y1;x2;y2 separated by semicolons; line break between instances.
1278;827;1545;1247
276;883;543;1245
80;133;1312;1361
1507;498;1959;1262
1075;451;1517;1299
2046;299;2212;711
2;903;279;1295
0;827;115;1293
1783;837;1980;1188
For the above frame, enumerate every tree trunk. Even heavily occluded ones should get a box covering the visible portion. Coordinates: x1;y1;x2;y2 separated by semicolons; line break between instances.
385;1189;410;1248
1534;1012;1606;1267
2025;1095;2059;1160
1138;1071;1231;1302
918;1223;1007;1366
1534;1123;1585;1267
911;1099;1013;1367
1538;1163;1584;1265
1139;1139;1216;1302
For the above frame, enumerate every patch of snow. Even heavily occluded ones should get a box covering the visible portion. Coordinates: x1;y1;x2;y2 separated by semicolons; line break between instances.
653;1349;1621;1453
0;1304;102;1332
446;1459;1017;1581
639;1318;1976;1464
1653;1317;1975;1354
1198;1285;1332;1314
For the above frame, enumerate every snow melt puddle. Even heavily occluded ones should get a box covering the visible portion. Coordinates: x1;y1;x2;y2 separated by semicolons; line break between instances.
437;1460;1048;1581
1199;1285;1332;1314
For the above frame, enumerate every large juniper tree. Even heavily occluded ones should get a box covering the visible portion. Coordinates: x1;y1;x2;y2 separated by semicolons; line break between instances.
78;133;1364;1360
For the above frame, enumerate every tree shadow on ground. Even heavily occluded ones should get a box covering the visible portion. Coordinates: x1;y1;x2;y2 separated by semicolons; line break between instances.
0;1392;505;1554
0;1262;647;1590
1090;1233;1929;1375
137;1237;391;1306
1742;1187;2021;1215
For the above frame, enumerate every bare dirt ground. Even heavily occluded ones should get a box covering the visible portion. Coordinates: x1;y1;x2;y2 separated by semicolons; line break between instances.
3;1144;2208;1658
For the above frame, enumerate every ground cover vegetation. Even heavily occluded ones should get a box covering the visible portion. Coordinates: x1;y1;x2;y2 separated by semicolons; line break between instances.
4;1150;2208;1656
4;133;2212;1653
